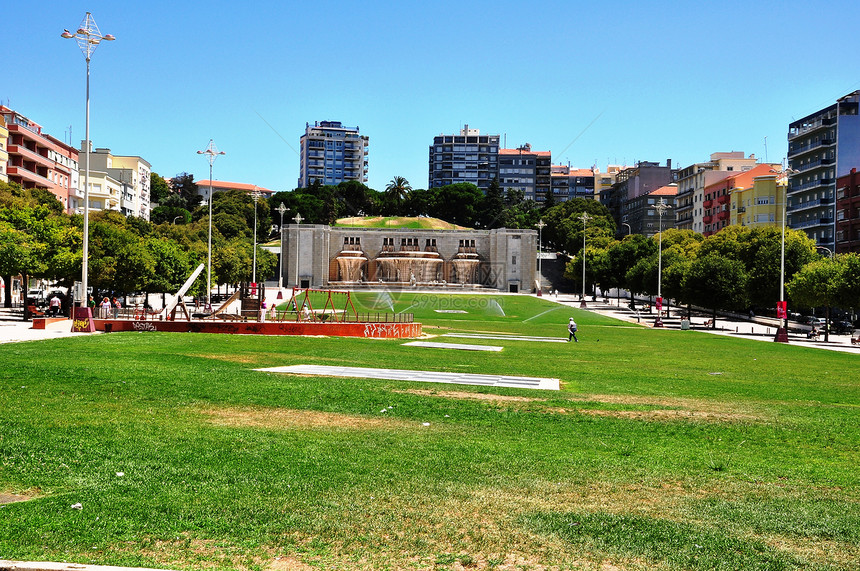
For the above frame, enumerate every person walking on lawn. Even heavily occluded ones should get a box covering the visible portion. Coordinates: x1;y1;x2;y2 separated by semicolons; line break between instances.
568;317;578;342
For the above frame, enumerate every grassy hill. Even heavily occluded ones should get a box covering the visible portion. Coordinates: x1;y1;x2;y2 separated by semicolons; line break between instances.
335;216;469;230
1;293;857;569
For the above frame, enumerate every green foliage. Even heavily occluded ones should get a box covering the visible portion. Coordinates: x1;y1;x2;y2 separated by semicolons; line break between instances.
541;198;616;255
149;172;171;204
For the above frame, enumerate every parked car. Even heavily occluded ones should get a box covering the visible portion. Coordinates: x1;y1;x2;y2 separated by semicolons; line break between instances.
829;320;854;335
26;288;46;306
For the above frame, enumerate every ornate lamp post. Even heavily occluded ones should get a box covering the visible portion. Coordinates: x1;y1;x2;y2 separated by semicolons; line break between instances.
62;13;114;317
654;199;671;327
197;140;225;308
774;167;797;343
293;212;304;287
276;203;288;289
251;189;261;286
578;212;591;308
536;219;546;295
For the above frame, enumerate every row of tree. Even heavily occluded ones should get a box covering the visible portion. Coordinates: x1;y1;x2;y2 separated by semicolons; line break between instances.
0;180;277;307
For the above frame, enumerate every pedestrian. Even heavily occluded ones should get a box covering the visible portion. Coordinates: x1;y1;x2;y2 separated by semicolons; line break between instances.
100;297;112;319
49;295;61;317
112;297;121;319
567;317;578;342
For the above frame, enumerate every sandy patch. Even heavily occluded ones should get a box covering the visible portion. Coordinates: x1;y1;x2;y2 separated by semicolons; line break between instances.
574;408;758;423
198;406;411;431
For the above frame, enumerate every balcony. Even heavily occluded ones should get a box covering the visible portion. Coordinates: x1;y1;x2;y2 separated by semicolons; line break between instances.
788;115;835;140
8;144;54;169
795;157;836;173
6;165;54;188
738;206;746;213
789;178;835;193
702;215;714;224
717;195;730;205
788;138;836;158
717;211;730;221
792;218;834;229
786;197;834;212
703;199;714;209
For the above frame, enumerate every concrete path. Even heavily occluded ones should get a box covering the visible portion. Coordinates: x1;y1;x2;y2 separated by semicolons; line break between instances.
443;333;568;343
542;294;860;354
257;364;560;390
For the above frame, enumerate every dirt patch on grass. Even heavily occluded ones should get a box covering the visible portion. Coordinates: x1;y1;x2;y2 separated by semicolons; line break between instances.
574;408;757;423
0;487;40;504
393;388;544;403
198;406;412;431
190;353;261;364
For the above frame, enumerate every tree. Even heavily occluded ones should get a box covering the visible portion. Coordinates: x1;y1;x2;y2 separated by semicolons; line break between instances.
150;172;171;204
787;255;854;342
427;184;483;227
602;234;655;305
166;173;201;209
479;178;505;228
683;254;749;328
384;176;412;215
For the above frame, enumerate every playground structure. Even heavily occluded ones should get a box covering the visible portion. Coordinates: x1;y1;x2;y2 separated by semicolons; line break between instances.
88;286;420;339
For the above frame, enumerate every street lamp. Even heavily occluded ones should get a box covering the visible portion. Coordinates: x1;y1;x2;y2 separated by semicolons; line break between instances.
816;245;834;258
536;219;546;295
197;140;225;308
622;222;632;236
773;167;798;343
172;215;183;225
251;189;261;286
276;203;289;289
293;212;304;287
578;212;591;308
654;199;671;327
62;12;114;315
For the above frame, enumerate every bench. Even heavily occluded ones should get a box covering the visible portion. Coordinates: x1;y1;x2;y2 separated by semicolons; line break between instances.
27;305;46;318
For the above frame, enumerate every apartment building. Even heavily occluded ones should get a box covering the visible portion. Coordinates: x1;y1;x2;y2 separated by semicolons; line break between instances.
498;144;552;201
298;121;368;188
702;163;777;236
428;125;500;192
550;165;595;201
728;173;785;231
600;160;676;236
787;91;860;251
1;106;79;210
674;152;759;232
0;115;8;183
836;168;860;253
85;145;152;220
623;184;678;237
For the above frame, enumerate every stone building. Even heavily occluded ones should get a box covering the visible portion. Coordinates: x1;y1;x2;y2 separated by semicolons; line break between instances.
281;225;536;293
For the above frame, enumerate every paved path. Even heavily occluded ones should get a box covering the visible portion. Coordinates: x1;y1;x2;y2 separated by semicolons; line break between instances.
0;311;95;345
257;364;560;390
542;294;860;354
402;341;503;352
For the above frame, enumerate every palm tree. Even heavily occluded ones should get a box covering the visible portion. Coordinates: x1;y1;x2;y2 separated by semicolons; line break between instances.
385;176;412;202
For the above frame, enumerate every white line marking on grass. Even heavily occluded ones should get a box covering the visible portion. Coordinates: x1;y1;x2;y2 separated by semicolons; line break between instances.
257;364;559;391
402;341;503;352
442;333;568;343
523;306;562;322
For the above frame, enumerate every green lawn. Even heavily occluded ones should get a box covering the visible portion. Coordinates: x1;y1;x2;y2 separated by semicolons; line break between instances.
1;293;857;570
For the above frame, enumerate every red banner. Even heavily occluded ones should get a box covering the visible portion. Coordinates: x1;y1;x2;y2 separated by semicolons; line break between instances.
655;297;663;311
776;301;787;319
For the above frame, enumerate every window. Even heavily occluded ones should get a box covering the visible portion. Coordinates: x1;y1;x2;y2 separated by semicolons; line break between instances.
512;255;517;265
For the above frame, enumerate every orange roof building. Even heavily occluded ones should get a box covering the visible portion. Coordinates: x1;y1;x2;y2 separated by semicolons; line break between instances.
196;180;274;201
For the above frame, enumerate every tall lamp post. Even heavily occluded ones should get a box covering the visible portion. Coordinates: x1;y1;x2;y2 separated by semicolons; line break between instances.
251;189;261;287
62;13;114;317
293;212;304;287
276;203;288;289
622;222;632;236
654;199;671;327
578;212;591;308
774;167;797;343
536;219;546;295
197;140;225;308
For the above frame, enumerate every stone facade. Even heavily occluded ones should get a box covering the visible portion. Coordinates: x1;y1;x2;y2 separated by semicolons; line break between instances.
281;225;537;293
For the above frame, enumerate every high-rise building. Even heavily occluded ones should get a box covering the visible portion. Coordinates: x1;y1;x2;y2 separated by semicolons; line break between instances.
674;152;759;233
623;184;678;237
1;105;79;211
499;144;551;201
836;168;860;253
298;121;368;188
787;91;860;251
428;125;499;192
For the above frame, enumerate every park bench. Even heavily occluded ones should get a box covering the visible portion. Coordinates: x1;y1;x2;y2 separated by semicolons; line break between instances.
27;304;46;318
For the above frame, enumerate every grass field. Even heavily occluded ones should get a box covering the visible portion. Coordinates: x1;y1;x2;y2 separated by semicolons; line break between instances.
1;293;858;570
334;216;468;230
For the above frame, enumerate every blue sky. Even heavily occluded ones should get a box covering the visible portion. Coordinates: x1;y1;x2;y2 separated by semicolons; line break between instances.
5;0;860;193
